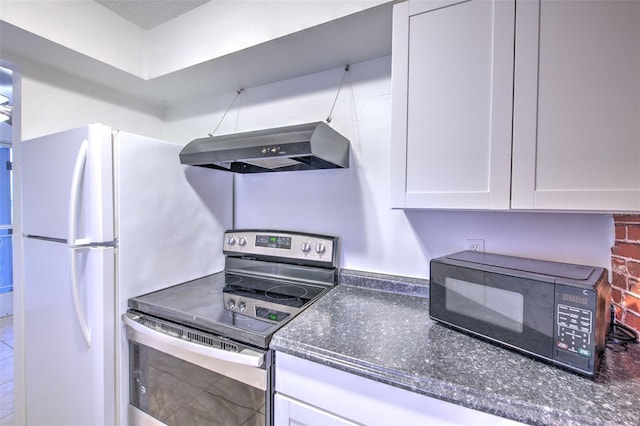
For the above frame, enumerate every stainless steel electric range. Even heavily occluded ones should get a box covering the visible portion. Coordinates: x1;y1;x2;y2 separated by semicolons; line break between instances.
123;230;338;426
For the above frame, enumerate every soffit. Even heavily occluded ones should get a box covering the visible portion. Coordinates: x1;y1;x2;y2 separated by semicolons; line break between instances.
0;1;392;107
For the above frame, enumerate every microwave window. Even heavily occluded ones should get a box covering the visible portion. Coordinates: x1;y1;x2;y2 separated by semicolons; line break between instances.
445;278;524;333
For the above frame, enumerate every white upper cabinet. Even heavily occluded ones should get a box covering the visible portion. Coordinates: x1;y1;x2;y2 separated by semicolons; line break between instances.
391;0;515;209
392;0;640;212
511;0;640;211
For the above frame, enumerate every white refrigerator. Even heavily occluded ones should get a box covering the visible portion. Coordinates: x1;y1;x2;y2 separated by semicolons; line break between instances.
21;123;233;425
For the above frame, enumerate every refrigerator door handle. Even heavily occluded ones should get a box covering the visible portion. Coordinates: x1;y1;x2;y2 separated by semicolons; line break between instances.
71;247;91;347
68;139;89;246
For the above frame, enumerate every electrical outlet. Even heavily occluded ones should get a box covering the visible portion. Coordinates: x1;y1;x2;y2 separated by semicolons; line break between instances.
465;239;485;252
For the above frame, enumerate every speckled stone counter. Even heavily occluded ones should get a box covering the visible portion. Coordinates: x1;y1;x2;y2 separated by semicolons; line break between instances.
271;269;640;426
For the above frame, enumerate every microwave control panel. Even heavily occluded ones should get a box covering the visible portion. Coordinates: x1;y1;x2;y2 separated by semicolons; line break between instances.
556;304;593;355
553;286;597;372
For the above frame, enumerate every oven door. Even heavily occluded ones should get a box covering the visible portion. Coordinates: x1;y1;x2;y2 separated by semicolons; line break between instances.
123;313;271;426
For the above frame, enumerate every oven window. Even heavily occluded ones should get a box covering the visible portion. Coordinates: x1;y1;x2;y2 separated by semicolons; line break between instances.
130;342;265;425
445;277;524;333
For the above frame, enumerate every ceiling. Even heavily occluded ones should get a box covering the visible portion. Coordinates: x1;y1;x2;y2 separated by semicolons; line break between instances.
94;0;210;29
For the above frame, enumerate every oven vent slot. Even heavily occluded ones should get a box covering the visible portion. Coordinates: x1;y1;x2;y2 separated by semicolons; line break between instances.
186;331;239;353
141;316;184;338
141;317;184;338
139;315;239;353
222;341;239;352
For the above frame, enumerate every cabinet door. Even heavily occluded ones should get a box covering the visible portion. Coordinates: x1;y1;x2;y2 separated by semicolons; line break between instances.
512;0;640;211
274;394;357;426
391;0;515;209
275;352;525;425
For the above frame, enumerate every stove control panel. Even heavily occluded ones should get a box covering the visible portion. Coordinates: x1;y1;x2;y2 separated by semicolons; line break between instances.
224;292;294;323
223;230;337;267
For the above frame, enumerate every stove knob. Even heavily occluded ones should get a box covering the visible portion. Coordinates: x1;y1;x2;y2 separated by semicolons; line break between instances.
300;241;311;253
238;302;246;313
315;243;326;254
227;299;236;310
238;236;247;246
226;236;236;246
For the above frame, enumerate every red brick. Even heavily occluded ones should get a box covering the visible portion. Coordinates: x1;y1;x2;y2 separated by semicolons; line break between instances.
612;242;640;259
629;226;640;243
625;293;640;313
628;261;640;279
612;257;627;274
615;224;627;241
614;305;625;321
612;271;628;290
611;288;623;304
629;279;640;296
622;311;640;335
614;214;640;225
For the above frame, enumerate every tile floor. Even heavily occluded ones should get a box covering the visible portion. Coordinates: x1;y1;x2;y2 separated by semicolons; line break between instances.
0;315;14;425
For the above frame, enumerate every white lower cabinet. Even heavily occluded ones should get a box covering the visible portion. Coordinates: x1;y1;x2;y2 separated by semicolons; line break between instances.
274;394;358;426
274;352;524;426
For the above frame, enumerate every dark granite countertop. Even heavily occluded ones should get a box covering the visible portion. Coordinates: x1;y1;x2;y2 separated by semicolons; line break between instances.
271;269;640;426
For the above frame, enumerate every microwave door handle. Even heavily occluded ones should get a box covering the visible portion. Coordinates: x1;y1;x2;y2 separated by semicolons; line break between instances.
122;313;265;368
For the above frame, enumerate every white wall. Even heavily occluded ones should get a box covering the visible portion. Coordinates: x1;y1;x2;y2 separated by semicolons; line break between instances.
19;61;164;140
165;56;614;278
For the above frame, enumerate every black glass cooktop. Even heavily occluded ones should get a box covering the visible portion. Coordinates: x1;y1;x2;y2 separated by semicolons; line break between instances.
128;272;328;349
223;273;325;309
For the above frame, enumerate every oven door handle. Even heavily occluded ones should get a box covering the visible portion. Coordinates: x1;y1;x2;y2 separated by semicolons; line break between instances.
123;313;265;368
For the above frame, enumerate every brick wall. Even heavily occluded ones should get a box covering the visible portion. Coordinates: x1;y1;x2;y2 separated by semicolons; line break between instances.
611;214;640;333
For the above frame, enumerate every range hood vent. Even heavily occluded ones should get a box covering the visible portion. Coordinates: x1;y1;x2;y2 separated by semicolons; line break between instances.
180;122;350;173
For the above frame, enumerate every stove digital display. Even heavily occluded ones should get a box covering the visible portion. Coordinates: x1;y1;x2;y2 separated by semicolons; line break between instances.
256;306;290;322
256;234;292;249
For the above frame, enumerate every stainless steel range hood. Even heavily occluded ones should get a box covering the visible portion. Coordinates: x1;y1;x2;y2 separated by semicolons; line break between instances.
179;122;350;173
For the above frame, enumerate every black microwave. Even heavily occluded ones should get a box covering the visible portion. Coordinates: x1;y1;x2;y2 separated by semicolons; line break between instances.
429;251;611;377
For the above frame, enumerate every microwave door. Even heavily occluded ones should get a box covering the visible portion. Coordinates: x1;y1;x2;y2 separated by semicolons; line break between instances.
430;264;555;360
